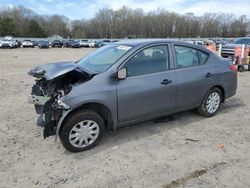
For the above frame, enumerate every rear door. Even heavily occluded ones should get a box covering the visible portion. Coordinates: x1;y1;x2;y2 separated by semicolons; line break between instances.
117;44;177;124
172;44;215;110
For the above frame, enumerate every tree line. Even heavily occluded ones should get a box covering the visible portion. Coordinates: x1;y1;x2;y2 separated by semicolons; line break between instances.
0;5;249;38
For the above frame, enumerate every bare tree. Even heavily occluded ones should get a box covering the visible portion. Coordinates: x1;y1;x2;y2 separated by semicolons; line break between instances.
0;5;250;38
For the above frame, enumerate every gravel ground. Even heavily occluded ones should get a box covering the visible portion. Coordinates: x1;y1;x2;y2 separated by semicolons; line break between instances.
0;48;249;188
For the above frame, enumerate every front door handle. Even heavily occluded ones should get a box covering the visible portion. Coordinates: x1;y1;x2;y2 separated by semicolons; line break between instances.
205;73;213;78
161;79;172;85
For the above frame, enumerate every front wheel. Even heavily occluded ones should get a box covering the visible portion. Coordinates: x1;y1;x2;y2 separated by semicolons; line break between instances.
197;88;222;117
59;110;105;152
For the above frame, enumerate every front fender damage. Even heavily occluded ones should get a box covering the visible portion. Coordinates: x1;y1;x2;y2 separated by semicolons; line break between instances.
36;98;70;139
54;110;72;141
28;61;95;140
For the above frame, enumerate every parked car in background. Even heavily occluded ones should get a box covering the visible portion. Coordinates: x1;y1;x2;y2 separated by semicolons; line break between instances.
69;40;81;48
88;40;97;48
79;40;89;47
221;37;250;71
0;38;15;48
185;40;204;46
38;41;49;49
51;40;63;48
32;41;39;47
15;40;22;48
215;39;230;51
63;39;74;47
221;37;250;58
28;39;237;152
22;40;34;48
103;39;112;45
94;40;112;48
195;40;204;46
94;40;104;48
62;40;69;47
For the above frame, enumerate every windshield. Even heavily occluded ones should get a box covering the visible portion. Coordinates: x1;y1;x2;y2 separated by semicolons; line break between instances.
235;38;250;45
77;44;132;72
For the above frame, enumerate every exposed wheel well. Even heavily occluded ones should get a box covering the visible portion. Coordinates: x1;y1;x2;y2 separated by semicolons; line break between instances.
213;85;225;102
62;103;113;131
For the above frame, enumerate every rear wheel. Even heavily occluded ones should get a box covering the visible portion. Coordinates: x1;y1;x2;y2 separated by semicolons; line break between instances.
59;110;105;152
238;65;244;72
197;88;222;117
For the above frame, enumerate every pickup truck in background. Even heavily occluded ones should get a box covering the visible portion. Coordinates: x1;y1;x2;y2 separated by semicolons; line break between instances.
221;37;250;71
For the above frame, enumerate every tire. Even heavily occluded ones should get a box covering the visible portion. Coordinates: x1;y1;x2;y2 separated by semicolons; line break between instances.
197;88;222;117
59;109;105;152
238;65;244;72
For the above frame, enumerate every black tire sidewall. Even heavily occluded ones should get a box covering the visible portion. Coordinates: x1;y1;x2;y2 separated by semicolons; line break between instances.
59;110;105;152
238;65;244;72
198;88;222;117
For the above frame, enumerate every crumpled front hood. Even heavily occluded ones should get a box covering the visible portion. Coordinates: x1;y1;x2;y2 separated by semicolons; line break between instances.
28;61;78;80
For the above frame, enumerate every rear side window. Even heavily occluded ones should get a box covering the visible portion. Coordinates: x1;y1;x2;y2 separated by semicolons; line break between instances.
198;51;209;65
174;45;209;68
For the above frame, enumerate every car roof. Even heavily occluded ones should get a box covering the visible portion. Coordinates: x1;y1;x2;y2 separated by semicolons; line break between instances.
115;39;211;53
116;39;193;46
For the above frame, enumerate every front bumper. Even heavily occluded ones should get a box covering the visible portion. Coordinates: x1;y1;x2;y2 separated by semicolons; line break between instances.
28;95;51;106
0;44;12;48
28;95;51;114
29;94;71;138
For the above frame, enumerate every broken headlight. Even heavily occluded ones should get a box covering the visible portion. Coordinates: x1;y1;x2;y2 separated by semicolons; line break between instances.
52;99;70;110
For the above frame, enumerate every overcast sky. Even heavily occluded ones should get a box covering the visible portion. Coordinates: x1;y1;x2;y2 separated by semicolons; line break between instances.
1;0;250;19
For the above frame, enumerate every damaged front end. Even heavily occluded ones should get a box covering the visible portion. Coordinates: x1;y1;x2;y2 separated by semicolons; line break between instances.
28;62;93;139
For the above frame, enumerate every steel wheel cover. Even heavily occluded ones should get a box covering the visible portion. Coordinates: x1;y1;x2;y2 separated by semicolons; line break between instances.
206;92;220;113
69;120;99;148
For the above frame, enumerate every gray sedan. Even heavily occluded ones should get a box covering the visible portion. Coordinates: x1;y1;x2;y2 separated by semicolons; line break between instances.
28;39;237;152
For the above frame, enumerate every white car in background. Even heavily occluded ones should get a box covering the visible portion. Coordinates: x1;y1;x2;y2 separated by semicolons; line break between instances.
22;40;34;48
88;40;97;48
184;40;204;46
79;40;89;47
194;40;204;46
0;39;15;48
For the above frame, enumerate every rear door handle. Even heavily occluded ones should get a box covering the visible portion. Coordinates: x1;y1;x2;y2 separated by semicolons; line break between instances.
205;73;213;78
161;79;172;85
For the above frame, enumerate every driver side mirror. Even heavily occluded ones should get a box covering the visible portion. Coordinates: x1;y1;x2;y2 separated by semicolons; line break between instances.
117;67;127;80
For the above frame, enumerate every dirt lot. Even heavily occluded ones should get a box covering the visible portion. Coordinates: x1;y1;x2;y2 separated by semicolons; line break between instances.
0;48;250;188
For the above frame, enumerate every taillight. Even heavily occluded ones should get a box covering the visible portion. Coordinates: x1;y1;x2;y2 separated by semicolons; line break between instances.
229;64;238;71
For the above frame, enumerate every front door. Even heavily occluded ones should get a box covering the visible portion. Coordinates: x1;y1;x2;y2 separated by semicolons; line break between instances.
117;45;177;124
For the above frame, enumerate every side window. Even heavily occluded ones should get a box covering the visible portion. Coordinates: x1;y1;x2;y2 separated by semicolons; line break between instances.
198;50;209;65
174;45;199;68
125;45;169;76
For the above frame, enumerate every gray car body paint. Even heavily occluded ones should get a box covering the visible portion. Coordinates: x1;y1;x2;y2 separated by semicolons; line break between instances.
29;39;237;140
